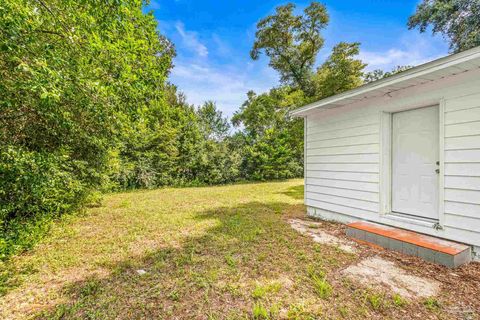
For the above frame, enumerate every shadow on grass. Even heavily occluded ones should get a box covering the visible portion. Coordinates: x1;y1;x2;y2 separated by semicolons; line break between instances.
32;200;349;319
279;184;304;200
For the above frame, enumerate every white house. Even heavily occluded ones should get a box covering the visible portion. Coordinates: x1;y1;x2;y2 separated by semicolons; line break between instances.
292;46;480;261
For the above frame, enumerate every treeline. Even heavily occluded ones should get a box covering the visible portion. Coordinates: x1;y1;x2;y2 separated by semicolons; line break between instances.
0;0;301;258
1;0;478;259
1;0;200;257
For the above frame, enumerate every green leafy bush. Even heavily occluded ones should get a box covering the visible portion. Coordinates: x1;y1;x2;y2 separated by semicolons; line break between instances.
0;0;371;261
0;0;175;258
0;147;86;258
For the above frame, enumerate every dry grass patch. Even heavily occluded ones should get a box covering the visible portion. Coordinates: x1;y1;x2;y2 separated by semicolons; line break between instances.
0;180;478;319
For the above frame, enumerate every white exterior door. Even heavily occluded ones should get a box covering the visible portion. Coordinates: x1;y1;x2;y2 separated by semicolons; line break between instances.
392;106;439;220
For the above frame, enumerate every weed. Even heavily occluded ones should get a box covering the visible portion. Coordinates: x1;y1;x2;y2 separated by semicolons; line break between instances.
252;303;269;319
312;275;332;299
338;305;349;318
118;200;131;208
245;227;265;242
367;293;384;310
313;244;323;253
287;303;315;320
225;254;237;268
392;294;406;307
424;297;441;311
175;252;194;267
306;264;325;279
79;279;101;297
252;285;267;299
224;283;241;297
297;251;308;261
206;312;219;320
257;253;267;262
252;281;282;299
269;303;280;318
168;289;180;301
307;265;331;299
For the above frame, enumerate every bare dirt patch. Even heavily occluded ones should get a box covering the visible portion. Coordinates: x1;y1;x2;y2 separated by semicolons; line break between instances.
342;256;441;299
289;215;480;319
290;218;442;299
289;218;357;253
2;181;480;320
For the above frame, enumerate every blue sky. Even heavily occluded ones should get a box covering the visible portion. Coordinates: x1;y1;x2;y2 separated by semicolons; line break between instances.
146;0;449;117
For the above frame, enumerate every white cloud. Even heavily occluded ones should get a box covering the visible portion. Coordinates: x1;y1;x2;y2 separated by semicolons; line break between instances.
166;26;448;120
175;21;209;58
170;58;278;117
358;33;448;71
164;24;277;118
212;34;231;56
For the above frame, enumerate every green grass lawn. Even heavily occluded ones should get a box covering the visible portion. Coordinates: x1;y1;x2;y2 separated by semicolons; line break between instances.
0;180;476;319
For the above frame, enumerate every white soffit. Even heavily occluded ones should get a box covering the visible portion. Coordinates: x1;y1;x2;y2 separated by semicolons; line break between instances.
291;46;480;117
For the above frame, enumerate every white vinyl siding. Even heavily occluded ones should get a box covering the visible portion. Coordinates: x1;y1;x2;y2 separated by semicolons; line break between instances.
307;177;379;192
306;170;379;182
305;111;380;216
444;176;480;190
307;144;379;156
443;93;480;235
445;121;480;137
306;198;376;218
445;136;480;149
304;70;480;248
308;134;378;149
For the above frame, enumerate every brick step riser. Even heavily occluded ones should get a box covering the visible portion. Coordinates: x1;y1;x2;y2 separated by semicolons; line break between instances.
346;226;471;268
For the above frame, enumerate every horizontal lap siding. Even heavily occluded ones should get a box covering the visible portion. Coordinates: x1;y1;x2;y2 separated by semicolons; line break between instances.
445;150;480;162
307;153;378;163
306;111;380;218
306;184;379;202
308;144;379;156
308;163;379;172
307;124;378;141
308;134;378;149
306;170;379;182
305;199;376;218
307;177;379;192
445;136;480;150
444;94;480;234
445;201;479;218
445;121;480;137
303;75;480;247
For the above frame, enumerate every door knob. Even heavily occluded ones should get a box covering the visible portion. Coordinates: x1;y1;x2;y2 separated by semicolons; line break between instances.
436;161;440;165
435;168;440;174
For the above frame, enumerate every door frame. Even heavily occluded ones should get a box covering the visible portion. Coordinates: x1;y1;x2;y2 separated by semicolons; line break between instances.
379;100;445;227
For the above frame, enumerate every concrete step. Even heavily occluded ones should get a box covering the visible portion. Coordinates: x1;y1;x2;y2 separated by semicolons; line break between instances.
346;221;471;268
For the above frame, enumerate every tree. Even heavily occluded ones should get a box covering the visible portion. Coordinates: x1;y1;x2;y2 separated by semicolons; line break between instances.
239;4;369;182
242;128;302;180
364;65;413;83
250;2;329;94
232;87;306;180
313;42;366;99
197;101;230;141
408;0;480;52
189;101;239;185
0;0;175;257
232;90;286;137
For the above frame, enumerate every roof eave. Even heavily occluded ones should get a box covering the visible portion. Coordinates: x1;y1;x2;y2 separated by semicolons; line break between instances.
291;45;480;117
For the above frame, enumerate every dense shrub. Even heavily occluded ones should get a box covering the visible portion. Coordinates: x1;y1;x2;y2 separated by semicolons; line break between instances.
232;88;305;181
0;147;87;258
0;0;174;258
242;129;303;181
1;0;369;260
